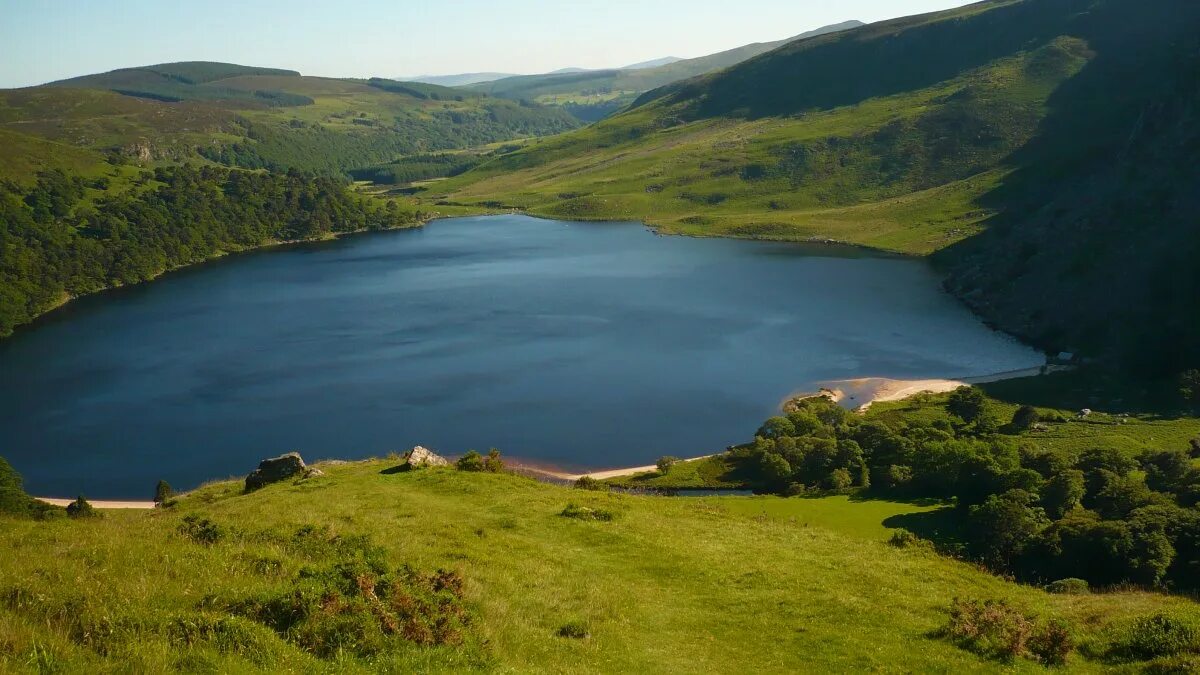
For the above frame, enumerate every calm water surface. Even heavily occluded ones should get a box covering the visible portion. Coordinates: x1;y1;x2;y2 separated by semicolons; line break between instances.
0;216;1041;498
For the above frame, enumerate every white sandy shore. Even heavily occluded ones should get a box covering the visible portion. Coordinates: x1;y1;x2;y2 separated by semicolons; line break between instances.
821;365;1070;411
513;455;718;482
36;497;156;509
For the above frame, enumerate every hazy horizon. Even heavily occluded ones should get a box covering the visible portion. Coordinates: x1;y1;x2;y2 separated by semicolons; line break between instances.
0;0;976;89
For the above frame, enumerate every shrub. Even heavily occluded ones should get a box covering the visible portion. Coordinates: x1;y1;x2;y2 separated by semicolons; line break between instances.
888;529;931;549
1045;578;1090;595
483;448;505;473
1029;619;1074;666
1121;613;1199;659
557;620;591;639
154;480;174;505
221;560;470;657
943;598;1034;661
573;476;607;491
1011;405;1040;432
456;451;485;472
656;456;680;474
560;503;615;522
179;515;226;545
66;496;98;519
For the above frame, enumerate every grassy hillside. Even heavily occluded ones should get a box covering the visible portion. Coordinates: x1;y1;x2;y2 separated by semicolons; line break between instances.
433;0;1200;366
2;61;579;182
466;21;863;121
3;459;1200;672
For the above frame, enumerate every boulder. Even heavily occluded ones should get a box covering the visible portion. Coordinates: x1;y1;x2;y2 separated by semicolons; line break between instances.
245;452;307;492
403;446;449;470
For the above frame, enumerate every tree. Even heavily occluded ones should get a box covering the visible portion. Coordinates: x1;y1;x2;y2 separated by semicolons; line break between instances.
756;416;795;440
656;456;679;475
947;386;988;424
0;456;32;517
1011;405;1040;432
759;453;792;489
1042;470;1085;519
969;489;1049;568
154;480;173;505
1179;369;1200;410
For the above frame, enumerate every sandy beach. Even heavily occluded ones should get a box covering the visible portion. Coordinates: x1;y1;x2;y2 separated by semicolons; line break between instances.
820;365;1070;411
512;455;718;483
36;497;156;509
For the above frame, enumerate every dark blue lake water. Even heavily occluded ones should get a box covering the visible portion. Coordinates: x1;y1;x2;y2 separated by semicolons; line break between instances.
0;215;1042;498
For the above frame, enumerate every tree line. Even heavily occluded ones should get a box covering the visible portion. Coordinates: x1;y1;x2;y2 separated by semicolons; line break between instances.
738;389;1200;590
0;166;419;337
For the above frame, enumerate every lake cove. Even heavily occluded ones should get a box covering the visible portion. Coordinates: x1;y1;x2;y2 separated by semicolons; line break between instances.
0;215;1042;498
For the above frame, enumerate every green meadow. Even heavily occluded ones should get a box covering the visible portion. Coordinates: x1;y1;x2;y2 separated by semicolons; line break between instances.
3;459;1199;673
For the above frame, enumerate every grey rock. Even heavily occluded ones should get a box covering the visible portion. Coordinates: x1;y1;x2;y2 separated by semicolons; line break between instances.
403;446;449;469
245;452;306;491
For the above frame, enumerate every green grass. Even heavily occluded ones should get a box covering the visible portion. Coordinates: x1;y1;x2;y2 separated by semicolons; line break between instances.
430;36;1086;255
869;372;1200;459
3;462;1197;672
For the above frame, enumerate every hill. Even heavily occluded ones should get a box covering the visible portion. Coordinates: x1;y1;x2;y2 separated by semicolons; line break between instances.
406;72;521;87
4;61;579;181
621;56;683;70
0;61;576;336
431;0;1200;369
2;452;1198;671
466;21;863;121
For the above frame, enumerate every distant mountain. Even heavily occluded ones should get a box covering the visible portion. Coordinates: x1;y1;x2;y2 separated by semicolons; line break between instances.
406;72;519;87
548;67;590;74
8;60;579;181
622;56;683;70
438;0;1200;370
467;20;864;121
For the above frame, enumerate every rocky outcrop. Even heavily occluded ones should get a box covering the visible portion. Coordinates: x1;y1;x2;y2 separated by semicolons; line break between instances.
403;446;449;470
245;452;307;491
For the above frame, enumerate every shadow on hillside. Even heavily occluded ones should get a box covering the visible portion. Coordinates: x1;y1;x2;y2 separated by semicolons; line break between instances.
883;507;970;551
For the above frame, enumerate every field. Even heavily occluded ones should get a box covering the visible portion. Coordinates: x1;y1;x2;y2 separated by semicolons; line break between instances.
3;460;1199;672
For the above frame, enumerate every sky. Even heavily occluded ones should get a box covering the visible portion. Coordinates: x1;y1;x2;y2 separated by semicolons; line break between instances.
0;0;976;88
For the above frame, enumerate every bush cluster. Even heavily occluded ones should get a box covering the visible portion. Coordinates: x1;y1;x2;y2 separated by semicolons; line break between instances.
737;392;1200;589
943;598;1073;665
456;449;505;473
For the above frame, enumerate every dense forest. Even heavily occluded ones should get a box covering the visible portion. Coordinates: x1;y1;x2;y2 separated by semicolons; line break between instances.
732;392;1200;590
0;166;417;337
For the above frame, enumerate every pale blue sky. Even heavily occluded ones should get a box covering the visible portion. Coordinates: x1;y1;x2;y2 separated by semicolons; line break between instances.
1;0;976;88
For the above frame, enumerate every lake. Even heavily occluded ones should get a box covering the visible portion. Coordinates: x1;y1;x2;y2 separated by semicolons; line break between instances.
0;215;1043;498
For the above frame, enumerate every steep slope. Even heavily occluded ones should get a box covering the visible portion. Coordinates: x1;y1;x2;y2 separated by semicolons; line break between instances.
467;21;863;120
435;0;1200;365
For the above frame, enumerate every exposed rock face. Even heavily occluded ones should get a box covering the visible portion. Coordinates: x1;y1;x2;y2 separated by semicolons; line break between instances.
403;446;449;469
245;452;307;491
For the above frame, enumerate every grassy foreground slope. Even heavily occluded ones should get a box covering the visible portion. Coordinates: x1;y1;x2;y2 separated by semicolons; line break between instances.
2;462;1197;673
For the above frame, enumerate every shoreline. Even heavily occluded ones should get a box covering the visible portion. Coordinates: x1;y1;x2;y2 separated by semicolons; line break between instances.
816;365;1070;412
0;209;496;341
